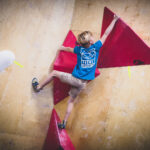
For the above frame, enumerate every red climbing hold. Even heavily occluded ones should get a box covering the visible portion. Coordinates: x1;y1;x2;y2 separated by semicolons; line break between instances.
53;30;100;105
97;7;150;68
43;109;75;150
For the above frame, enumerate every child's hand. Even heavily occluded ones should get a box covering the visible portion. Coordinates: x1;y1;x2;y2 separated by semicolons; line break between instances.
113;14;119;21
58;46;73;52
58;46;66;51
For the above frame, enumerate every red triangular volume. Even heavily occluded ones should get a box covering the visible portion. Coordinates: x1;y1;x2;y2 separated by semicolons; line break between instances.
53;30;100;105
43;109;75;150
97;7;150;68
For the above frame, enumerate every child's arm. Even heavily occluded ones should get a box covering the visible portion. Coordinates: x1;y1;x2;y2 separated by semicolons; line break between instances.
58;46;74;53
100;15;119;44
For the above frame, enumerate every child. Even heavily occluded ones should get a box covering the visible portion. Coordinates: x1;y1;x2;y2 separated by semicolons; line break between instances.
32;15;118;129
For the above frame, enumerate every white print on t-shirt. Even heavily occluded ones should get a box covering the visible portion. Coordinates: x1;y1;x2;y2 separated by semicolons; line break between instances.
80;48;96;68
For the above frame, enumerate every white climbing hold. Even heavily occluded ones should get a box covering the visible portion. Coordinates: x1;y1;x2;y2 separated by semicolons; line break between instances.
0;50;15;72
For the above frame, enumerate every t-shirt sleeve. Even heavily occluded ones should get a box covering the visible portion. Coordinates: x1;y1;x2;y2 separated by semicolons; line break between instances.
74;46;79;54
94;40;103;52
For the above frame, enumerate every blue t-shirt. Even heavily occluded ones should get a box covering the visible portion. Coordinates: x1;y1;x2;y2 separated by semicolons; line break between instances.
72;40;102;80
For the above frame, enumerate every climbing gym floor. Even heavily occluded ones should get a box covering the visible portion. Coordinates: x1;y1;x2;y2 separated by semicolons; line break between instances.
0;0;150;150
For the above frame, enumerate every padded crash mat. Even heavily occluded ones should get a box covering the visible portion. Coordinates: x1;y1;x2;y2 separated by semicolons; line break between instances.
53;30;100;105
43;109;75;150
97;7;150;68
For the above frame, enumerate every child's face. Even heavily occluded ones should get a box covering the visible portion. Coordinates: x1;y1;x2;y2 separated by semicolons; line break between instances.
90;36;94;44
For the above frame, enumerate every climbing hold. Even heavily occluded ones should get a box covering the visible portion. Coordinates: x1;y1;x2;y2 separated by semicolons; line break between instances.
97;7;150;68
43;109;75;150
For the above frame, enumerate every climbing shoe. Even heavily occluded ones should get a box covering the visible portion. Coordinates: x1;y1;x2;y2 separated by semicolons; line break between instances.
58;120;66;129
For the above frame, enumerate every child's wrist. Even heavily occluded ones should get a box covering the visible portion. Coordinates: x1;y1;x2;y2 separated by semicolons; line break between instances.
113;14;119;21
59;46;65;50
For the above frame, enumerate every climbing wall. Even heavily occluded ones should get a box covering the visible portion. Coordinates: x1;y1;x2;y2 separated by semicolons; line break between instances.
55;1;150;150
0;0;150;150
0;0;75;149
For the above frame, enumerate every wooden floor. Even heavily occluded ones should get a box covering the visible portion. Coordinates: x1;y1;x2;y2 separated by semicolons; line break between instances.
0;0;150;150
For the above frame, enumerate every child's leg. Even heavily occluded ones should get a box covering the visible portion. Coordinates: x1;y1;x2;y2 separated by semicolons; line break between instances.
58;96;76;129
38;70;60;90
64;96;76;123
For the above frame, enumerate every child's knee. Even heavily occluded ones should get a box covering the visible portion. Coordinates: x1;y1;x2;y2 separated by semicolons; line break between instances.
52;70;59;77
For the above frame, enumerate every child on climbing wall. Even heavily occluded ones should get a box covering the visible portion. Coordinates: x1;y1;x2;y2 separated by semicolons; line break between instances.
32;15;119;129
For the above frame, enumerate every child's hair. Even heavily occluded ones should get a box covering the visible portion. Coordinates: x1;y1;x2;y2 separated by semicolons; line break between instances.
77;31;93;47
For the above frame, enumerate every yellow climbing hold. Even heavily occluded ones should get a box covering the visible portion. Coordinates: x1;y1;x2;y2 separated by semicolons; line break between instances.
14;60;24;68
128;66;131;78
